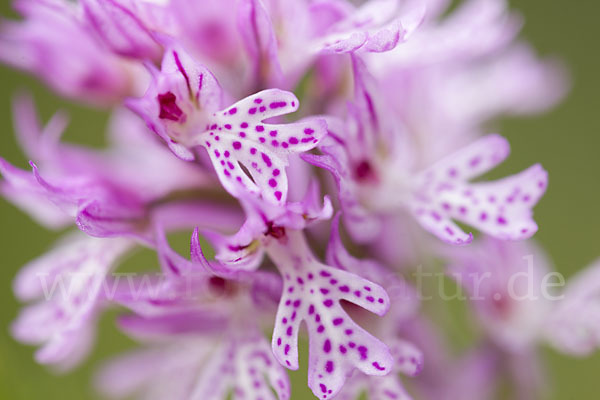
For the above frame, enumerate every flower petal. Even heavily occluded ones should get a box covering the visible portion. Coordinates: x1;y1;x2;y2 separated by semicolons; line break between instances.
11;233;132;369
412;135;548;242
267;231;392;399
199;89;327;204
81;0;162;59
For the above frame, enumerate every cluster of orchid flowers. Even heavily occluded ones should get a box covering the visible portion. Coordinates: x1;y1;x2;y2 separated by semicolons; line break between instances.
0;0;597;399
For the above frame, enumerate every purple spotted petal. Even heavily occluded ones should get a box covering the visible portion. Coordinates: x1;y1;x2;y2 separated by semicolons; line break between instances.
197;89;327;204
266;230;392;399
11;233;132;369
411;134;548;243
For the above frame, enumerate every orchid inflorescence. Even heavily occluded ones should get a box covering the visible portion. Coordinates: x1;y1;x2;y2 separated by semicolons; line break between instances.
0;0;595;399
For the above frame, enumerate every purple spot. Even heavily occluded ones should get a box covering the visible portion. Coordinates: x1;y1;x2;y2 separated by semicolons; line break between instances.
249;107;257;114
284;344;290;355
254;98;262;104
293;299;301;308
277;337;282;346
289;137;298;144
157;92;184;121
269;178;277;187
480;212;488;221
320;271;331;277
228;107;237;115
269;101;287;109
333;318;343;326
358;346;368;360
323;299;334;307
261;153;272;167
275;191;282;201
286;326;293;336
317;325;325;333
469;157;481;167
325;361;334;373
233;141;242;150
241;122;248;128
497;216;507;225
308;305;315;315
224;124;232;130
324;340;331;353
250;147;257;155
304;128;314;135
372;362;385;371
339;345;347;354
256;125;264;132
339;285;350;293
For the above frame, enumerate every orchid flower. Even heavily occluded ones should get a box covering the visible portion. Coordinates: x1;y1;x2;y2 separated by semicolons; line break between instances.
0;0;584;399
305;55;548;245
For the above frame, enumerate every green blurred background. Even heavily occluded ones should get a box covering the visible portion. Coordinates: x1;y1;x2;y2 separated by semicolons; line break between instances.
0;0;599;399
